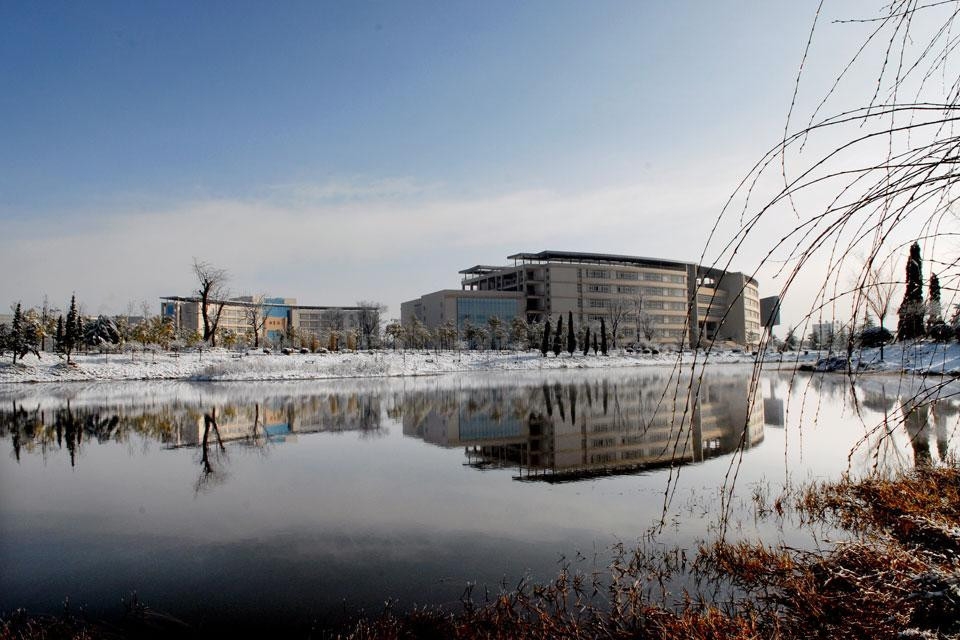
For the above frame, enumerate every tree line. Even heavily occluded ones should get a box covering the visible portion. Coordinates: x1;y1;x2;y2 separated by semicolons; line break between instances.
387;311;616;356
777;241;957;357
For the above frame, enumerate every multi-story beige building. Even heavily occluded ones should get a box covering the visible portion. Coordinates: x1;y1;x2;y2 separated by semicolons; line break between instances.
160;296;374;345
402;250;765;348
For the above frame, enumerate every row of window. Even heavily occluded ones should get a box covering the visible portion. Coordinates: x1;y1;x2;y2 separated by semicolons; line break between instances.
581;269;686;283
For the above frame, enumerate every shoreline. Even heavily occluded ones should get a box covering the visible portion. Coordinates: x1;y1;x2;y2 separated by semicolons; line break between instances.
2;341;957;384
0;348;764;385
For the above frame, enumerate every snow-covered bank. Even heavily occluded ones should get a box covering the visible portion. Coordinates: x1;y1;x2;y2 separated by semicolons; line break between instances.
1;341;955;384
799;341;960;376
0;348;759;384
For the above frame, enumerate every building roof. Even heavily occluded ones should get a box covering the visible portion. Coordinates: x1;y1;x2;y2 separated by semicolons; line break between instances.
457;265;511;275
506;250;692;271
160;296;373;311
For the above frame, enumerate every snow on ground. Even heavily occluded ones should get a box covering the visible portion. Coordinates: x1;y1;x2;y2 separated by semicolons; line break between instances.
0;348;758;384
0;341;955;385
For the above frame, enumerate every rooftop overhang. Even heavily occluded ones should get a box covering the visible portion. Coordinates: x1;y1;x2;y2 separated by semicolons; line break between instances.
458;265;512;276
507;250;692;271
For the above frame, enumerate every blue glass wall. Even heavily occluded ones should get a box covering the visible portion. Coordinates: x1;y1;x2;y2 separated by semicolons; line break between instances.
456;298;518;331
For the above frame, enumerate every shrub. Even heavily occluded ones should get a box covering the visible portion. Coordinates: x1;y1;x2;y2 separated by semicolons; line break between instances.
858;326;892;348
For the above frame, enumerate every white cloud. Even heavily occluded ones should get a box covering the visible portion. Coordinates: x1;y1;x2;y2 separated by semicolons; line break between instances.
2;169;748;318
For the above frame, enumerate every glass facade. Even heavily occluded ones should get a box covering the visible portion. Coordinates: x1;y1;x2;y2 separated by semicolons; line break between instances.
456;297;519;331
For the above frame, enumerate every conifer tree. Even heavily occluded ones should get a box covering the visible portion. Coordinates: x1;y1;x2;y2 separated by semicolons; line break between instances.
566;311;575;355
552;315;563;357
600;318;608;355
583;326;591;356
541;318;551;357
9;303;23;363
63;295;80;364
929;272;942;326
897;242;925;340
55;315;64;354
592;333;598;355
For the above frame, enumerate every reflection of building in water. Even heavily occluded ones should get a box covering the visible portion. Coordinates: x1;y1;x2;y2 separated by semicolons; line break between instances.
763;378;785;428
402;374;764;481
173;393;383;447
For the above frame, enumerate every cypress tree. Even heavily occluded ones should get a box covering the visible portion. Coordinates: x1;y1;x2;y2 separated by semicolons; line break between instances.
566;311;575;355
600;318;608;355
552;315;563;357
64;295;79;363
592;333;598;355
929;272;942;325
583;326;591;356
10;303;23;363
897;242;925;340
541;319;551;357
55;315;64;354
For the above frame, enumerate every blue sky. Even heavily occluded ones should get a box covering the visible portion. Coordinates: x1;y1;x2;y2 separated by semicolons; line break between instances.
1;1;912;324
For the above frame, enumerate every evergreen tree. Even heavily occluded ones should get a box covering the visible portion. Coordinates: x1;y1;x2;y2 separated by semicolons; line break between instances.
600;318;608;355
55;315;64;354
552;315;563;357
583;326;591;356
897;242;925;340
63;294;80;363
783;327;798;351
84;315;121;349
592;333;598;355
566;311;575;355
0;324;7;357
928;272;942;326
8;303;39;362
9;304;23;363
541;318;551;357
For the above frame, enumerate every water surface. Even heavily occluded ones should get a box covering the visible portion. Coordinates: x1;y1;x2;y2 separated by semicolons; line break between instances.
1;366;956;631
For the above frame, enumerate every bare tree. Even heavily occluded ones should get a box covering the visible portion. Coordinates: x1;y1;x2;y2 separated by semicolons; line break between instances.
244;295;274;349
855;256;900;360
321;308;345;332
356;301;386;350
632;294;657;344
192;259;229;347
607;298;629;349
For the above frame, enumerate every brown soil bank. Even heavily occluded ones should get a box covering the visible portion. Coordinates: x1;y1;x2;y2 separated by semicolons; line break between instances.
3;466;959;640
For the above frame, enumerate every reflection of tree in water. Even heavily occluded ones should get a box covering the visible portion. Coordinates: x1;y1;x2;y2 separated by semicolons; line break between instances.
932;399;956;462
847;377;958;474
901;399;932;469
196;408;227;494
1;391;385;486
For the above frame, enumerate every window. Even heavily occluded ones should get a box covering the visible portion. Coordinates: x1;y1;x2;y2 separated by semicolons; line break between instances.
616;271;638;280
455;297;519;331
587;284;610;293
586;269;608;279
643;272;663;281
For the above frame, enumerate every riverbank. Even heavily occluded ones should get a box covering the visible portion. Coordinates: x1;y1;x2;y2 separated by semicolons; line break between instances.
0;348;761;384
1;341;955;384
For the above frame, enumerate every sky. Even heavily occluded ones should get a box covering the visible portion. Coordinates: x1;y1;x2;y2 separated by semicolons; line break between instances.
1;1;950;329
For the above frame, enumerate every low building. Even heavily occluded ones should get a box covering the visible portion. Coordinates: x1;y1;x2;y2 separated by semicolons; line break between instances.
160;296;375;345
399;290;524;332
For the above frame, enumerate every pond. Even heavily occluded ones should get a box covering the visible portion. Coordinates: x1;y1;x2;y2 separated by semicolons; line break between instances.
0;365;956;633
